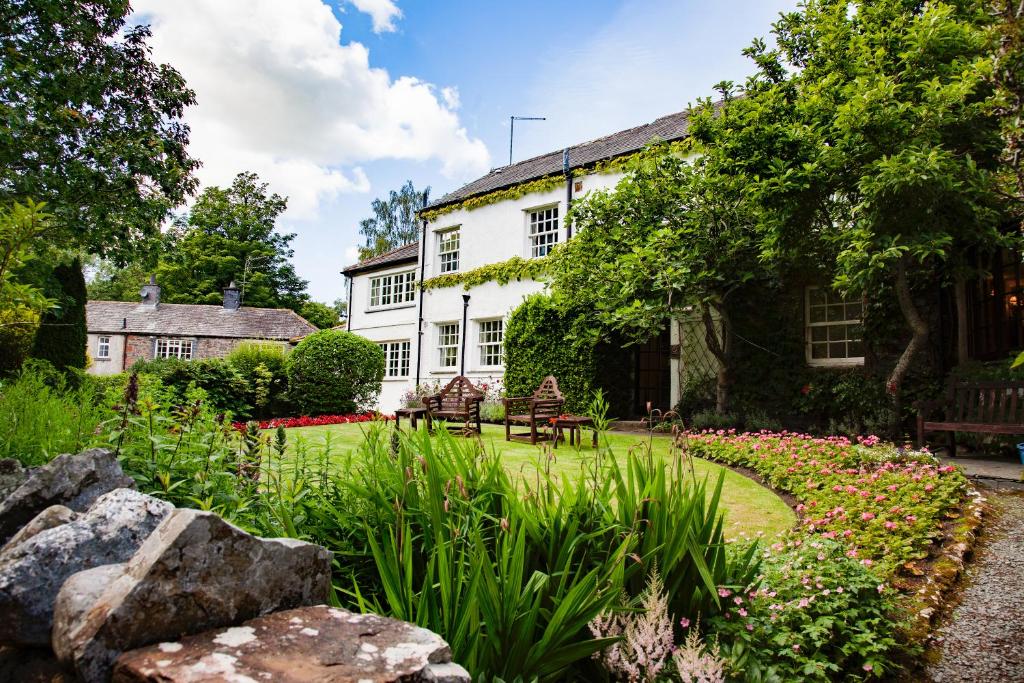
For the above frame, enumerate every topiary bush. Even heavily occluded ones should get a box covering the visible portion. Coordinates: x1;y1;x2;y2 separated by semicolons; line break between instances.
286;330;384;415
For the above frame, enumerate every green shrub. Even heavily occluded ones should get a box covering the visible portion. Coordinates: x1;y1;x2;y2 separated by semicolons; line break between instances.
227;341;290;418
504;294;600;414
286;330;384;415
30;258;87;371
690;409;740;431
0;362;107;466
132;357;251;417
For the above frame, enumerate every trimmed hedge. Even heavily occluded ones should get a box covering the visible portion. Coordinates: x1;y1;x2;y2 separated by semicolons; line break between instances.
503;294;601;415
286;330;384;415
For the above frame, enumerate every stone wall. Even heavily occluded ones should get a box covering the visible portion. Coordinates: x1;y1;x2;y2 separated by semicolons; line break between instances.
0;449;469;682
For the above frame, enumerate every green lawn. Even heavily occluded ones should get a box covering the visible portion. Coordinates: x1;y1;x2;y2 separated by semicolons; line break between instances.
283;422;795;539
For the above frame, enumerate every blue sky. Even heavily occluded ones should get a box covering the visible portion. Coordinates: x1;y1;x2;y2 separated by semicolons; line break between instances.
131;0;798;303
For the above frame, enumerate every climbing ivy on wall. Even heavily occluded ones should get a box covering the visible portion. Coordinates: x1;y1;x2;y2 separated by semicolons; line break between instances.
422;255;551;291
419;140;690;223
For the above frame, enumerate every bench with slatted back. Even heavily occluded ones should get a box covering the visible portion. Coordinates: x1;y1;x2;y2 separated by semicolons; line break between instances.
916;380;1024;456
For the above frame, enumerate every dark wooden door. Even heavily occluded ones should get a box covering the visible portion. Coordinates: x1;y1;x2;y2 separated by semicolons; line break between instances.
635;331;671;416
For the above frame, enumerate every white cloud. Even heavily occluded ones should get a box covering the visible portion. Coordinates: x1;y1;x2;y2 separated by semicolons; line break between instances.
345;0;402;33
131;0;489;218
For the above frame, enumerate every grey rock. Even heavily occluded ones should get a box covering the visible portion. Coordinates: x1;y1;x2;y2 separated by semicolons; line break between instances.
0;489;171;645
0;459;27;503
110;605;470;683
54;508;333;683
53;564;129;652
0;448;135;543
0;504;76;553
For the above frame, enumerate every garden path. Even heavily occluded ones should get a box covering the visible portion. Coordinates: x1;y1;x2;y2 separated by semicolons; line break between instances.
926;488;1024;682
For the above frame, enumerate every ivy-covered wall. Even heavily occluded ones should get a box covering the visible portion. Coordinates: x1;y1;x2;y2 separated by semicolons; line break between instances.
698;268;946;437
504;294;633;416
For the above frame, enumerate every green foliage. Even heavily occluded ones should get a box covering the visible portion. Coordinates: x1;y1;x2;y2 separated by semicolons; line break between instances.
711;540;906;681
298;301;340;329
131;357;251;418
0;0;198;260
225;342;291;418
0;362;106;466
357;180;429;260
422;255;551;291
155;172;309;312
420;174;564;222
503;294;599;414
286;330;384;415
0;201;54;374
30;258;87;371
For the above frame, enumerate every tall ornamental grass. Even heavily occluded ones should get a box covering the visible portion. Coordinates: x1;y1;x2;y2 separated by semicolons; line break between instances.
0;363;106;466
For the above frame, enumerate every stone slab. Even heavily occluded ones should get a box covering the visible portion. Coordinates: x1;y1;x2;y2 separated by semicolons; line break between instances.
111;605;470;683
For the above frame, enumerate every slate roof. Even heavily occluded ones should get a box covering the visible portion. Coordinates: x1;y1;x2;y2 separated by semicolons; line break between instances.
424;108;699;212
86;301;318;340
341;241;420;276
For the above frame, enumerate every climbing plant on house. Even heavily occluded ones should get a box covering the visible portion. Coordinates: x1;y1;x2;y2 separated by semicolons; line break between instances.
549;143;765;414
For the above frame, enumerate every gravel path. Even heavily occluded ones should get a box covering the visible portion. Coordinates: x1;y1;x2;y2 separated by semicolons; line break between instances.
927;488;1024;682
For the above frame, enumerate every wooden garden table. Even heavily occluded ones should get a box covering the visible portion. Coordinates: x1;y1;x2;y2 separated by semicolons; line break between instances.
394;407;427;431
552;416;597;448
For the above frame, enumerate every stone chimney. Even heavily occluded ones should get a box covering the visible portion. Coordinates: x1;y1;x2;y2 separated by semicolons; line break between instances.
140;275;160;308
223;281;241;310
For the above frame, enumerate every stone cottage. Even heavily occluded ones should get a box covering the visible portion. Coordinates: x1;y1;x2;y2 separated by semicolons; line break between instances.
85;278;317;375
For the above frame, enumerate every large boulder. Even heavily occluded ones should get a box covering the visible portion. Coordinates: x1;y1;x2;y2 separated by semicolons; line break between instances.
0;448;134;543
53;508;333;682
0;459;28;503
0;504;76;553
111;605;471;683
0;489;172;645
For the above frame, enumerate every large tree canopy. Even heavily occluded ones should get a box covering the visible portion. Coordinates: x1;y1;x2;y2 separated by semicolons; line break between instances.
0;0;198;261
357;180;429;260
154;172;309;311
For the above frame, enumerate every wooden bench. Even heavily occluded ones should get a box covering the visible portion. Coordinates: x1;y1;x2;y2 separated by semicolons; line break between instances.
503;376;565;444
916;379;1024;456
423;376;483;435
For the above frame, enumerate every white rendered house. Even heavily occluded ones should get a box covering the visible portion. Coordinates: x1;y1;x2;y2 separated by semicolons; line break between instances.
343;111;695;414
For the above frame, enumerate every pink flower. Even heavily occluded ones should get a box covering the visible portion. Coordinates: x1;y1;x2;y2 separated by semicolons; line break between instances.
864;663;874;672
718;587;732;598
798;598;810;608
884;521;898;530
861;512;875;521
877;583;885;593
792;644;800;652
746;622;754;631
739;608;748;617
680;617;691;629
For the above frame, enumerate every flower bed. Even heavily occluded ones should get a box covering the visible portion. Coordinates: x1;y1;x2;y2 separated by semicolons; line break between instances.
688;430;968;580
233;412;388;430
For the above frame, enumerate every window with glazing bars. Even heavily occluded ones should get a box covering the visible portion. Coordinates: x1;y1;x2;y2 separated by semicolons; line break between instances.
369;270;416;308
155;338;194;360
805;287;864;365
96;336;111;359
528;206;559;258
378;340;411;378
437;323;460;369
438;229;460;273
478;319;503;367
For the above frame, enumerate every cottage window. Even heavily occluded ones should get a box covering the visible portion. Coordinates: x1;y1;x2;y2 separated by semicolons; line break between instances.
369;270;416;309
437;322;460;369
805;287;864;366
438;228;460;273
528;206;559;258
478;319;504;367
378;340;411;378
96;336;111;359
155;338;194;360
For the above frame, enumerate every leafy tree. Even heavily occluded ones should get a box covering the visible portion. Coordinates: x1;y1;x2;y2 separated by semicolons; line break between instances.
332;297;348;321
358;181;429;260
86;258;155;302
550;144;764;413
0;0;198;261
156;172;309;311
30;256;86;371
992;0;1024;211
299;301;341;329
0;200;53;373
